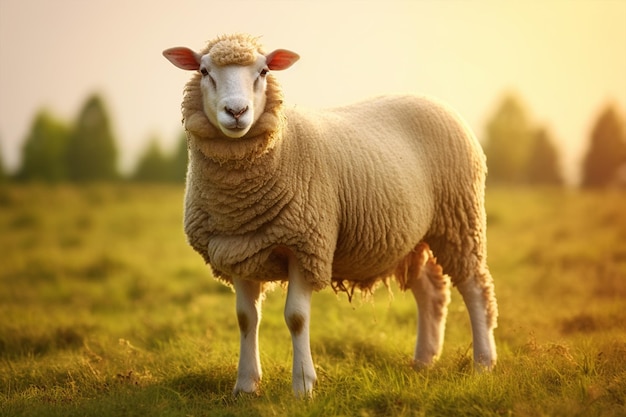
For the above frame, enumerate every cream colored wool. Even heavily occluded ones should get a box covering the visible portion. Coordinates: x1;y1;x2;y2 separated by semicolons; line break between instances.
181;34;497;330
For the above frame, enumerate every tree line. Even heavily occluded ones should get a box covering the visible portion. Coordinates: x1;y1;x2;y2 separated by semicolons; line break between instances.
1;92;625;187
483;93;626;187
3;94;188;184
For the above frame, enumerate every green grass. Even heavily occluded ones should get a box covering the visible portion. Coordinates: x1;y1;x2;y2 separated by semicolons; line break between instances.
1;184;625;416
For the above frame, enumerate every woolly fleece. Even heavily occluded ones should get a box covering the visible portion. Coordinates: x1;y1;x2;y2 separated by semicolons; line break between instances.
181;34;497;330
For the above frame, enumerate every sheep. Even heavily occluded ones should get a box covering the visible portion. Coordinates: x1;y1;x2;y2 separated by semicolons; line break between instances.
163;33;498;397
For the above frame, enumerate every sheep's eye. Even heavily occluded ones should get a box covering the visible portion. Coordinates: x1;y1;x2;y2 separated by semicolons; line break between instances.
260;68;269;77
200;69;216;88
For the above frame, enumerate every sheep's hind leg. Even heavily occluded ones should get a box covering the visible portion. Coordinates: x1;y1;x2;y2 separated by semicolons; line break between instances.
284;255;317;397
408;247;451;367
456;267;497;370
233;277;263;396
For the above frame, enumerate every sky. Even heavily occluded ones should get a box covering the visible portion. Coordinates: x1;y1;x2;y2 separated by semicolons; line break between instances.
1;0;625;183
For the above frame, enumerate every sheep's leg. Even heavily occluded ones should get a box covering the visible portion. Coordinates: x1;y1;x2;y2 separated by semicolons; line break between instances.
409;253;451;367
233;277;263;395
284;255;316;397
456;269;497;370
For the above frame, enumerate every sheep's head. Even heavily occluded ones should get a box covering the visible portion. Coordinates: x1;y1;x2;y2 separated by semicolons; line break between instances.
164;35;299;139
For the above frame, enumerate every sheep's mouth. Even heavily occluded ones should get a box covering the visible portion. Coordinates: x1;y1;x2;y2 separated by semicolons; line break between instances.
221;125;251;139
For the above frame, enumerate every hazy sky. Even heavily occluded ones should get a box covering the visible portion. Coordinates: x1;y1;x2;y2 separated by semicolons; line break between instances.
1;0;625;182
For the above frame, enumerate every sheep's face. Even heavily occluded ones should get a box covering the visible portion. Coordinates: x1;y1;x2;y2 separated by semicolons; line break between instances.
198;53;269;138
164;45;299;139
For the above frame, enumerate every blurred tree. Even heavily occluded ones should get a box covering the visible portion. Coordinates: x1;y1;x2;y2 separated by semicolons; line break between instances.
132;138;171;182
581;104;626;188
16;110;70;182
169;131;188;182
0;140;6;183
132;132;189;182
66;94;118;182
525;128;563;186
483;94;535;184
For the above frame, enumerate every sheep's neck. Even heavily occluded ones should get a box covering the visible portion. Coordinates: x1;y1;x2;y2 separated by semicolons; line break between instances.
200;143;280;188
191;142;291;234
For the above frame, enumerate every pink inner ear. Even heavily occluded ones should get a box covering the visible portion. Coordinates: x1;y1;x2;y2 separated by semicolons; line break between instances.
163;47;200;71
266;49;300;71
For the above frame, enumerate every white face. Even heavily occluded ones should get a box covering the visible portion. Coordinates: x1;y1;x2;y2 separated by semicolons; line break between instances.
198;54;269;139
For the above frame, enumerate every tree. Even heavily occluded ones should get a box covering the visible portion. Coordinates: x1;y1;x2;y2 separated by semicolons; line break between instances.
581;105;626;188
483;94;535;184
132;133;189;182
132;138;171;182
526;128;563;186
16;110;70;182
66;94;118;182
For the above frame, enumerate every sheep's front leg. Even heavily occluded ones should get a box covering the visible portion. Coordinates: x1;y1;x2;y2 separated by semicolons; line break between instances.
233;277;263;395
284;255;316;397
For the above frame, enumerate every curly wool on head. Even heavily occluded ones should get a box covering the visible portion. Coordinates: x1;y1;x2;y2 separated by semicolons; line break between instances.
181;34;286;166
205;33;264;66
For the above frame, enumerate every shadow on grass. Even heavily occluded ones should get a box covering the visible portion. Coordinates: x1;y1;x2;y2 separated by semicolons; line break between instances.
0;326;89;359
166;370;235;400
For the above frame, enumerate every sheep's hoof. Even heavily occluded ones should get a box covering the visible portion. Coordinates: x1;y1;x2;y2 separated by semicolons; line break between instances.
232;387;260;398
292;371;316;399
474;357;497;372
411;352;439;370
411;359;436;371
232;381;261;397
293;387;314;400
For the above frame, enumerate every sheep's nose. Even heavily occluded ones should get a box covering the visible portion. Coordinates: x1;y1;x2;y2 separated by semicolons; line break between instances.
225;106;248;120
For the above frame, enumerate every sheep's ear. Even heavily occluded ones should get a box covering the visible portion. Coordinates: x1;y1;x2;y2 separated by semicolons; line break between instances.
163;47;201;71
266;49;300;71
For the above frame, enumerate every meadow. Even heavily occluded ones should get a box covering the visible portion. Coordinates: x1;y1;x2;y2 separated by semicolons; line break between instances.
0;184;625;417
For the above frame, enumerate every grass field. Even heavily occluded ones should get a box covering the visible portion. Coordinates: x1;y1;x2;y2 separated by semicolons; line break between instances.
1;184;625;416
